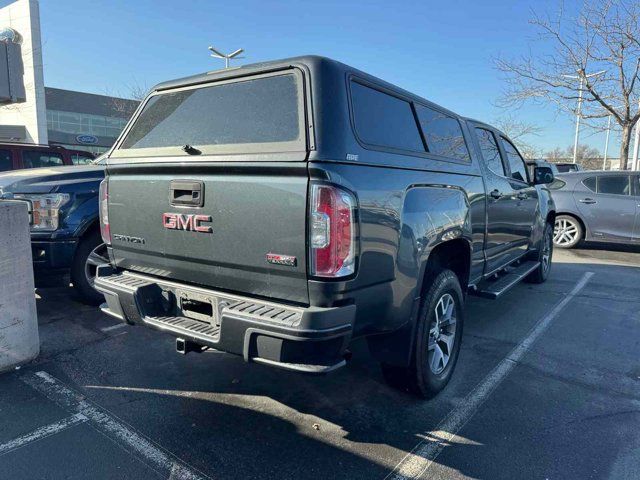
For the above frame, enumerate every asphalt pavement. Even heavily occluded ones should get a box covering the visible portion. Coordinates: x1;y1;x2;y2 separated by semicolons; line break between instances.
1;243;639;479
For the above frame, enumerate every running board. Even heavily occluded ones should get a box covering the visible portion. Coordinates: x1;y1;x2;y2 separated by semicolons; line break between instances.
472;260;540;299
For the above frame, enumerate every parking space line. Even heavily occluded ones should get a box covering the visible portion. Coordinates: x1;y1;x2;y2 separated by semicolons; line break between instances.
21;371;209;480
385;271;595;480
100;323;128;333
0;413;88;456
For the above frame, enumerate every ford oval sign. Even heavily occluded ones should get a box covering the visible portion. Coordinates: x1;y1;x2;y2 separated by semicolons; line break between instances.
76;134;98;145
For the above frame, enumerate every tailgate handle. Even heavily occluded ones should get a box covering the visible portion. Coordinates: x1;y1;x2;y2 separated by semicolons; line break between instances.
170;180;204;207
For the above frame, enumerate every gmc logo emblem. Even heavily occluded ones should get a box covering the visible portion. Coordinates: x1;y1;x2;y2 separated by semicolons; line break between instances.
162;213;213;233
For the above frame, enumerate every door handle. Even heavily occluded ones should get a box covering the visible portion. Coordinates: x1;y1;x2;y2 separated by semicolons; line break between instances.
490;189;502;199
516;192;528;200
579;198;597;205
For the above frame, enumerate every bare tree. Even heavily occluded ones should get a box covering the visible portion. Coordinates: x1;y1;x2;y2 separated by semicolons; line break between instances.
545;147;566;162
566;143;601;162
494;115;543;159
495;0;640;169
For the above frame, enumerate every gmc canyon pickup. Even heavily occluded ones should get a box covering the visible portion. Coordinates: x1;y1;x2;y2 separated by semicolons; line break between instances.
95;56;555;397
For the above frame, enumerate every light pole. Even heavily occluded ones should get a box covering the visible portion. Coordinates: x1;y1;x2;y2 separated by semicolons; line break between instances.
562;70;606;163
603;114;612;170
208;46;244;69
630;98;640;170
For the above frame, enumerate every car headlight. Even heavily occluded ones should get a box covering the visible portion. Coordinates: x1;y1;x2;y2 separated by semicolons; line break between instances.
14;193;71;231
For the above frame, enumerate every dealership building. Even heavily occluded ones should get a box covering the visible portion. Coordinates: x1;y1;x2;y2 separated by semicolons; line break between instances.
0;0;138;155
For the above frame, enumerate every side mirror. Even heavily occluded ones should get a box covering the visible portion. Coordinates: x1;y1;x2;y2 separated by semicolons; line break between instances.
533;166;554;185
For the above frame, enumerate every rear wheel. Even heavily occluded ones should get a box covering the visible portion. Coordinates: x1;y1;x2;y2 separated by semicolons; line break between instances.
526;222;553;284
70;231;108;304
553;215;582;249
381;269;464;398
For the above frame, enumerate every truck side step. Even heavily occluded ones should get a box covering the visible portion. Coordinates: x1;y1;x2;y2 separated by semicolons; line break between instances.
472;260;539;299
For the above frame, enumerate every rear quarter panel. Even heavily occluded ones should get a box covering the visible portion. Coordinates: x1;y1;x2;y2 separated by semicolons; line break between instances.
309;161;484;338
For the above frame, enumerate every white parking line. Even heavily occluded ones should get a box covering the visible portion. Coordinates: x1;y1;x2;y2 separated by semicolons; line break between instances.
21;371;209;480
0;413;88;456
386;271;595;480
100;323;128;333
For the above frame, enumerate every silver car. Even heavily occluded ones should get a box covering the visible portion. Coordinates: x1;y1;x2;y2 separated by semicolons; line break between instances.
549;171;640;248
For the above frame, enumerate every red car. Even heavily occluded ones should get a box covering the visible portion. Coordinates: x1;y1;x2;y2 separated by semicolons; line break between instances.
0;143;95;172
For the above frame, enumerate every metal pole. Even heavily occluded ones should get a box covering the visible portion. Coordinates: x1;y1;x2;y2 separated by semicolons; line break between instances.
603;114;611;170
632;98;640;170
572;77;584;164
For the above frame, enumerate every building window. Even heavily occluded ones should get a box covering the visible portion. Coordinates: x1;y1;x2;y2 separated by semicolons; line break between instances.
47;109;128;139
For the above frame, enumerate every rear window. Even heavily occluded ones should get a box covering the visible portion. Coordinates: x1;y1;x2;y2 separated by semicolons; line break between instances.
0;149;11;172
350;81;424;152
118;73;303;155
22;151;64;169
415;105;470;161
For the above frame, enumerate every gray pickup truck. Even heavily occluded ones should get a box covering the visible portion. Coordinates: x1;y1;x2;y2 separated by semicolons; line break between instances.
95;56;555;397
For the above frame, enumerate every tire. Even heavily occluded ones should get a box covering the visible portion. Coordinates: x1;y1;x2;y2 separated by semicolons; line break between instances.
70;230;108;304
526;222;553;284
381;269;465;398
553;215;583;249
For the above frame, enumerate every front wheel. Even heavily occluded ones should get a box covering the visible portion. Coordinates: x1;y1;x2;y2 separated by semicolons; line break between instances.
381;269;464;398
70;231;108;304
553;215;582;249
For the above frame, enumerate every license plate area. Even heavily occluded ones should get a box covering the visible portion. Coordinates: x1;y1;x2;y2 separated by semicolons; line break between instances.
177;290;218;326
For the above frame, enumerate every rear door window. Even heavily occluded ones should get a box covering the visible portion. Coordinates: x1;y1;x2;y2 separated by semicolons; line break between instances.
583;177;597;192
415;105;470;161
118;72;304;156
474;128;506;176
501;138;529;183
597;175;630;195
0;149;12;171
350;81;424;152
22;151;64;169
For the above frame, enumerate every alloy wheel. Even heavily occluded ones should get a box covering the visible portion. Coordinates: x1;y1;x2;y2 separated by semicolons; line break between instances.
84;243;109;289
428;293;457;374
542;227;552;273
553;218;579;246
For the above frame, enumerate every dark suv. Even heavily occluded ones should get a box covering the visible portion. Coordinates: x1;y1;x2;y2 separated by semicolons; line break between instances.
0;143;95;172
95;56;555;397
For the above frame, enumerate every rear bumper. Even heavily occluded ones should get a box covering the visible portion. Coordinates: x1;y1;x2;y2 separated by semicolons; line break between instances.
94;265;354;373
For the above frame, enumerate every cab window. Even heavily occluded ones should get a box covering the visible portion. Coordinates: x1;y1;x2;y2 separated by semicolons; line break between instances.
474;128;505;176
0;149;12;172
501;138;528;182
71;153;95;165
22;150;64;169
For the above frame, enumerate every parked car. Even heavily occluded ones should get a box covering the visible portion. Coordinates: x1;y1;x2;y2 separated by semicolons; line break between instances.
0;154;107;302
549;170;639;248
554;162;584;173
526;159;559;178
95;56;555;397
0;142;95;172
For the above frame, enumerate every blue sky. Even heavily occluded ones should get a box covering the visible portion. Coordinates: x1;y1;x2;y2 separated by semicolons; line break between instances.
3;0;617;154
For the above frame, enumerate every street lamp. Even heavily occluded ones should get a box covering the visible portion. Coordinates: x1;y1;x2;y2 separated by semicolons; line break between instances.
562;70;606;164
208;46;244;69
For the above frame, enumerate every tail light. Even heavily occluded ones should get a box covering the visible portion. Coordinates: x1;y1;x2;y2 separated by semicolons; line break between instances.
310;183;357;277
99;179;110;244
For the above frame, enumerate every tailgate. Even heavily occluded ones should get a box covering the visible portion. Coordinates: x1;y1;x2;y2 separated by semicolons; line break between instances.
107;166;309;304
